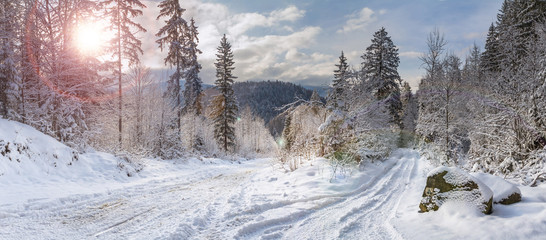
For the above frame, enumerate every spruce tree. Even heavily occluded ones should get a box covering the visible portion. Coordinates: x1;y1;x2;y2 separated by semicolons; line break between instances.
183;18;203;115
211;35;238;152
361;27;402;127
481;24;501;73
0;0;19;118
310;90;322;107
282;115;293;151
156;0;186;135
327;51;348;110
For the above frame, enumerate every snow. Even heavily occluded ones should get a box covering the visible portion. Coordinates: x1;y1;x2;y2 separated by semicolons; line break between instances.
471;172;521;203
427;166;494;205
394;157;546;240
1;121;545;239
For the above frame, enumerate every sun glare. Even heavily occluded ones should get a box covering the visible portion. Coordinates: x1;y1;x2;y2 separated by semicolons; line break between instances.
75;21;106;55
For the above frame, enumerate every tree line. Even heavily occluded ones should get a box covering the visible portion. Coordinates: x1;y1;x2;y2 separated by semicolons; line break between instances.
279;0;546;183
0;0;275;158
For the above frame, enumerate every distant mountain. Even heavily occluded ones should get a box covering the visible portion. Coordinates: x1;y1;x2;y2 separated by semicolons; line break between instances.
302;85;330;98
232;80;315;124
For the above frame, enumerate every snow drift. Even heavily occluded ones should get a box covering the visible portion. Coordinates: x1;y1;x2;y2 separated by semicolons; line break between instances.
0;119;137;204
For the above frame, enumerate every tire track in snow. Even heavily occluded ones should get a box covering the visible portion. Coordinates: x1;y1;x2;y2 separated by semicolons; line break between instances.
232;151;417;239
0;162;262;240
337;155;414;239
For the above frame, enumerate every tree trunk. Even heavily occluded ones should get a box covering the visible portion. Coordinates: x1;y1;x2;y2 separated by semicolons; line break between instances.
117;2;123;150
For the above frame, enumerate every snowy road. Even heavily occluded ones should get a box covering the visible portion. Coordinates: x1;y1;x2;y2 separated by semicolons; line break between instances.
0;150;421;239
3;149;546;239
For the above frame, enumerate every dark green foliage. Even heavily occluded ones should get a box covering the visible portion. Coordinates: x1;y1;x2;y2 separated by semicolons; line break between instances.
233;80;314;124
327;51;349;110
211;35;238;152
183;18;203;115
361;27;402;127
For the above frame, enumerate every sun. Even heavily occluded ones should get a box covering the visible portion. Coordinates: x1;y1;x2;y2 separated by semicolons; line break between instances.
74;21;107;55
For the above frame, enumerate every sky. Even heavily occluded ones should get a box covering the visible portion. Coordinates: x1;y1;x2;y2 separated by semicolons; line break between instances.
138;0;504;90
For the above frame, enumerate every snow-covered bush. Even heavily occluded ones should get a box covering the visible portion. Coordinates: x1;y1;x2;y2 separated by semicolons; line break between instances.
278;102;327;170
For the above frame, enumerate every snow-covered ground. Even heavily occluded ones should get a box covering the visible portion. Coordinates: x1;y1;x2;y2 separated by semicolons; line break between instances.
1;119;546;239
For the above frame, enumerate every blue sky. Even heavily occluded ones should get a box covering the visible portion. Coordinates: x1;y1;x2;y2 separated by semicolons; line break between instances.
140;0;503;89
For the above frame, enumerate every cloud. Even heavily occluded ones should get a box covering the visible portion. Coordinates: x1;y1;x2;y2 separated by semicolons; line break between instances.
137;1;333;86
338;7;378;33
234;27;326;80
226;5;305;38
399;51;422;59
463;31;487;40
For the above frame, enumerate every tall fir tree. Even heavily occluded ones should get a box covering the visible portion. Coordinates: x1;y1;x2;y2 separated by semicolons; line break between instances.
481;23;501;73
156;0;187;134
210;35;238;152
0;0;20;118
361;27;402;127
103;0;147;149
183;18;203;115
327;51;348;110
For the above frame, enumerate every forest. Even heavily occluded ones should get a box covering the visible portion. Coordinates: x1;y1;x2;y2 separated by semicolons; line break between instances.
0;0;545;185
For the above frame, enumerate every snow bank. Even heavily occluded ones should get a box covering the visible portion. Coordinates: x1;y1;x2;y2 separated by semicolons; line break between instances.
471;172;521;204
0;119;134;205
394;156;546;240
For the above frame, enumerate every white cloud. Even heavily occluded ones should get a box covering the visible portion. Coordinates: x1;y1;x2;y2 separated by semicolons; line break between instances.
464;31;486;40
399;51;422;59
234;27;325;79
338;7;377;33
138;1;332;85
270;5;306;22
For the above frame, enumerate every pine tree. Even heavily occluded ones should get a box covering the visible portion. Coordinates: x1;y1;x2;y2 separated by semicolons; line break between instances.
103;0;147;149
183;18;203;115
401;82;418;140
281;115;293;151
481;24;501;73
0;0;19;118
327;51;348;110
310;90;322;108
361;27;402;127
463;43;482;87
210;35;238;152
156;0;187;134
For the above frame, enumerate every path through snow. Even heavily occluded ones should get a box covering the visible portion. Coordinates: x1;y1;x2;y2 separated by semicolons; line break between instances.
2;149;545;239
1;150;419;239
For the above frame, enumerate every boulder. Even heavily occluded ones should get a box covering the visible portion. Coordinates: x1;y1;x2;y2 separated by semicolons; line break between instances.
471;172;521;205
419;167;493;214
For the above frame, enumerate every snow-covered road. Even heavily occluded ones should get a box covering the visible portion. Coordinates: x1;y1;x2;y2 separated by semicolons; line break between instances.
2;149;545;240
0;150;420;239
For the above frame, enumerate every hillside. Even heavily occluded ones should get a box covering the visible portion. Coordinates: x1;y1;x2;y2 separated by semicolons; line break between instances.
0;119;141;204
233;80;315;123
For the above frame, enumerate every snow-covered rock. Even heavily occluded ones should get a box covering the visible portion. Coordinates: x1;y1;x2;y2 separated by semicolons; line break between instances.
419;166;493;214
471;172;521;205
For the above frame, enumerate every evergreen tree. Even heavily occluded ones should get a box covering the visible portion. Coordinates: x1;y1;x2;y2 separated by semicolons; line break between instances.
481;24;501;73
401;82;418;140
463;43;482;86
156;0;187;133
310;90;322;107
327;51;348;110
210;35;238;152
281;115;293;151
361;27;402;127
183;18;203;115
0;0;19;118
103;0;147;149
